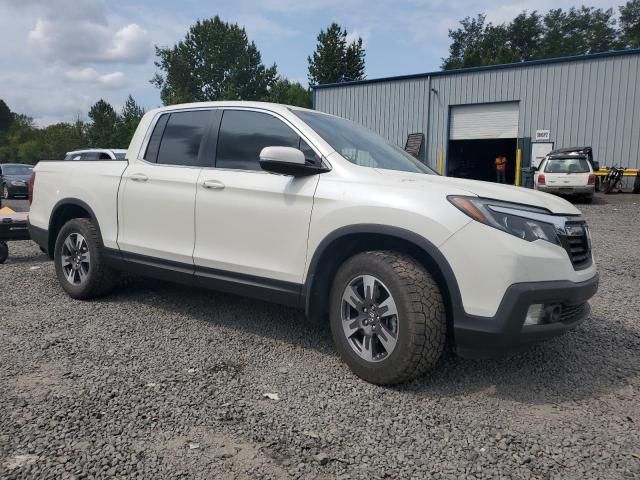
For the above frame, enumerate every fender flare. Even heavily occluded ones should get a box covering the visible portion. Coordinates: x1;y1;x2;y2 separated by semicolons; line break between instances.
47;198;104;254
303;224;464;319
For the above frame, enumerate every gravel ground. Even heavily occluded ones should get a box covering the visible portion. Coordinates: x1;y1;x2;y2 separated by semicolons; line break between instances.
1;195;639;479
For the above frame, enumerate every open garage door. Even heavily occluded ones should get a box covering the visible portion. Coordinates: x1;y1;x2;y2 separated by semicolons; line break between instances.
450;102;519;140
448;102;519;183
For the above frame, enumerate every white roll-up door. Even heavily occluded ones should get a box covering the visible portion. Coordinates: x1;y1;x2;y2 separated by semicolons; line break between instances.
449;102;519;140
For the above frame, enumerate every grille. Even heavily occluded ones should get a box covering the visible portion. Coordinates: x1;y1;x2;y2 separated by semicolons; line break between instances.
559;303;588;323
560;222;591;269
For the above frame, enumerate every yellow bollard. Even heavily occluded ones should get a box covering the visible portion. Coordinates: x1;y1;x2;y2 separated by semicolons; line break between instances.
515;148;522;186
438;150;444;175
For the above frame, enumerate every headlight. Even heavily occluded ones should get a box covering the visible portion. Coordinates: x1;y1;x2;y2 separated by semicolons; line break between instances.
448;196;562;244
10;180;26;186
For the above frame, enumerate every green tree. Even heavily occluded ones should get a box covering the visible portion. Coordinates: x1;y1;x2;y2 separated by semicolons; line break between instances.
267;78;312;108
87;99;118;147
308;22;366;84
539;7;619;58
115;95;144;148
40;120;87;160
152;16;278;105
508;11;544;61
620;0;640;48
442;7;622;70
442;14;490;70
0;99;13;134
17;139;44;164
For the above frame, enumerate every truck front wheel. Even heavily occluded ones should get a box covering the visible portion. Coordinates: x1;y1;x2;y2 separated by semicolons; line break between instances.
329;251;446;385
54;218;118;299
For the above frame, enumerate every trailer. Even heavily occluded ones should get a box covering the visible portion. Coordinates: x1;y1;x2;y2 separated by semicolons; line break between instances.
0;207;30;264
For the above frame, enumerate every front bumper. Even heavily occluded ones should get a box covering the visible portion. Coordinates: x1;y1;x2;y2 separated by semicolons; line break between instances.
536;185;595;196
5;184;28;197
453;274;599;358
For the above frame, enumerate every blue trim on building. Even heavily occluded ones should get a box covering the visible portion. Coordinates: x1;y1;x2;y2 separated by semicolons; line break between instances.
311;48;640;90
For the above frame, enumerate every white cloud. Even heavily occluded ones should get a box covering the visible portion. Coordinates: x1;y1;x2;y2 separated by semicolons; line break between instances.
28;18;151;65
65;68;127;89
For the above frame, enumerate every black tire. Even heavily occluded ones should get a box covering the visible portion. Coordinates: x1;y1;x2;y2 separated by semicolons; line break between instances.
329;251;446;385
583;195;593;204
603;179;613;194
633;175;640;194
54;218;118;299
0;241;8;264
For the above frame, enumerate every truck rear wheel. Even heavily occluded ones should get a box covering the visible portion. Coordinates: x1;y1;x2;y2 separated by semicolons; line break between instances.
54;218;118;299
329;251;446;385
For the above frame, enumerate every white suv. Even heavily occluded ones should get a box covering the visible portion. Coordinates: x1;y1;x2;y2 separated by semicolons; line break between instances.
534;151;596;202
64;149;127;161
28;102;599;384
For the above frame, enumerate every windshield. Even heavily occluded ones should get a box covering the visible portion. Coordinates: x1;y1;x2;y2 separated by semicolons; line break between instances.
293;110;436;174
544;158;590;173
1;165;33;175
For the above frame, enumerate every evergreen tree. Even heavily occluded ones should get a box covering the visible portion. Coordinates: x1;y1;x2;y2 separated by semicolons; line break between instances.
308;23;366;84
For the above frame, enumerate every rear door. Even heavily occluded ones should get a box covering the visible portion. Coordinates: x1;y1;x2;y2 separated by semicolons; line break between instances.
543;157;592;188
117;109;215;264
193;108;320;290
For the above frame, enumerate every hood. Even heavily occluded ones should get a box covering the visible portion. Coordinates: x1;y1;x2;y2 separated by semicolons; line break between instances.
372;169;582;215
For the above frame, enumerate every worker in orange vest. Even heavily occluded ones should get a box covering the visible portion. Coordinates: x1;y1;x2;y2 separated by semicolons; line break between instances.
495;155;507;183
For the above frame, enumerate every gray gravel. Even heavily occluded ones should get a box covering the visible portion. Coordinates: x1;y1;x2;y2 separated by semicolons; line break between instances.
1;195;639;479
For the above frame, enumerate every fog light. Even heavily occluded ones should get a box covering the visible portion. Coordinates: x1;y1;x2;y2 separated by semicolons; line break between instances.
525;304;544;325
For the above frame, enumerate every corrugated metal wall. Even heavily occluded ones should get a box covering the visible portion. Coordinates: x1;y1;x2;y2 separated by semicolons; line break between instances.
314;52;640;170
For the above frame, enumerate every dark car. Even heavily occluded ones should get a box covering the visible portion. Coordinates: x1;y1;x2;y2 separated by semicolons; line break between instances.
0;163;33;199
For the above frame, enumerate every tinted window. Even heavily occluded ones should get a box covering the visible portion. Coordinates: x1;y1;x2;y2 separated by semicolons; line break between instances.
216;110;301;171
545;158;590;173
114;152;126;160
156;111;210;166
83;152;100;160
144;114;169;163
99;153;111;160
2;165;32;175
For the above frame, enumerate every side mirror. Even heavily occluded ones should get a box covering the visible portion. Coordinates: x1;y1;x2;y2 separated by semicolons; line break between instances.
259;146;328;177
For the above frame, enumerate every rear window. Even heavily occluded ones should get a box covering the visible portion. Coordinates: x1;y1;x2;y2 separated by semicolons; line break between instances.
544;158;590;173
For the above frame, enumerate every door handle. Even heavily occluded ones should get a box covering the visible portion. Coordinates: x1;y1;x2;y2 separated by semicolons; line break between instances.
130;173;148;182
202;179;225;190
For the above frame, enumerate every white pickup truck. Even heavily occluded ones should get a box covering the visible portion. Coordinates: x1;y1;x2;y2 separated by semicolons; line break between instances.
28;102;599;384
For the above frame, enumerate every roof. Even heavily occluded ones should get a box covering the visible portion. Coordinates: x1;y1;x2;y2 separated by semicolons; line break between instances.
66;148;127;154
312;48;640;90
146;101;312;117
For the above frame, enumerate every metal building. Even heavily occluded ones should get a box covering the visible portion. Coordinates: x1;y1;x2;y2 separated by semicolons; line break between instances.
312;49;640;184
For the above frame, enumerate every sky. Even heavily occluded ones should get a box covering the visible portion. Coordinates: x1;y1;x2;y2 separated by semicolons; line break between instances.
0;0;622;126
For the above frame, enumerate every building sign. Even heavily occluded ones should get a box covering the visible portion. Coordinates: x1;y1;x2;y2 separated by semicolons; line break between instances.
535;129;551;141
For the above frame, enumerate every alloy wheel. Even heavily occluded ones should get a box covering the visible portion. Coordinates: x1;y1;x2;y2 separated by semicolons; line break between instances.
341;274;399;362
60;232;91;285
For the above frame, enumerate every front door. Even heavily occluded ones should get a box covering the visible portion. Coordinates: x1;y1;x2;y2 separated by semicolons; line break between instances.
193;109;320;288
118;109;214;264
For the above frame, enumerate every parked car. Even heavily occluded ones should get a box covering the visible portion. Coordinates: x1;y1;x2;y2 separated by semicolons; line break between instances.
28;102;598;384
0;163;33;199
64;149;127;161
534;150;596;202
